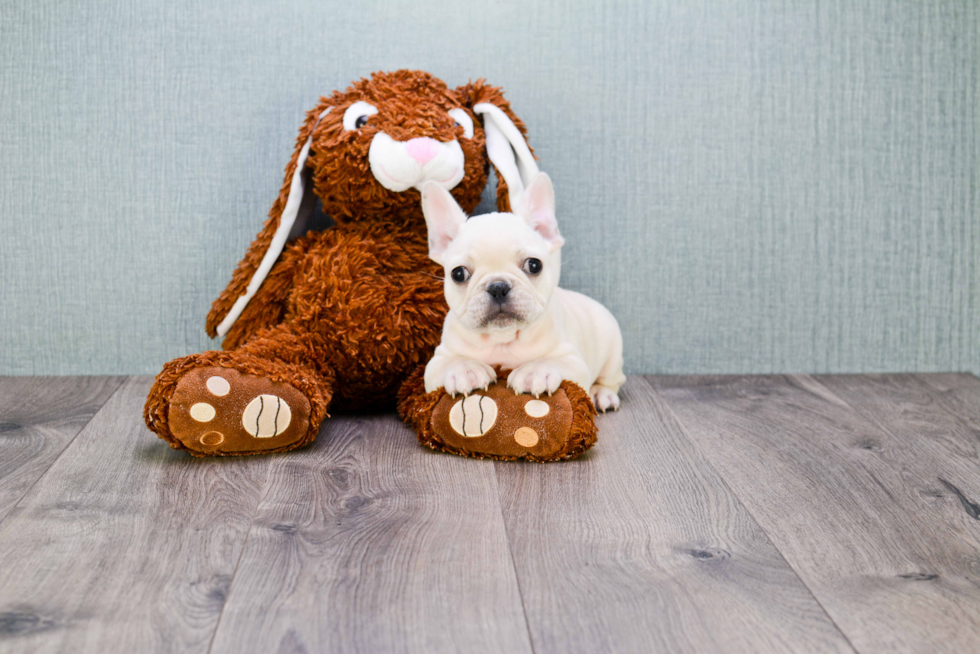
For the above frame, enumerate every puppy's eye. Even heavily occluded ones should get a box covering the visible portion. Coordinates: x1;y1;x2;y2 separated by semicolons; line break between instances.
447;109;474;139
523;258;543;275
451;266;470;283
343;101;378;131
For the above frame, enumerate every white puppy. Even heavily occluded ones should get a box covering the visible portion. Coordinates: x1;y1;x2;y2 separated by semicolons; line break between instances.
421;173;625;412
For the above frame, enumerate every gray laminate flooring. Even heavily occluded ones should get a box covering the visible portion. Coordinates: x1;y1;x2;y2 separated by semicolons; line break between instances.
0;374;978;653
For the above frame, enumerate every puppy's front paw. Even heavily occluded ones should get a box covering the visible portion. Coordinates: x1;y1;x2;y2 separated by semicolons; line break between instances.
443;359;496;396
507;362;564;397
590;385;621;412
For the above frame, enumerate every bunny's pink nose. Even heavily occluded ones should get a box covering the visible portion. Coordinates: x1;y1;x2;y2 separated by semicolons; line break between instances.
404;137;440;165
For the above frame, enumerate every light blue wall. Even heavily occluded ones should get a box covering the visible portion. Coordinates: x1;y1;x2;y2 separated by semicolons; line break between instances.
1;0;977;375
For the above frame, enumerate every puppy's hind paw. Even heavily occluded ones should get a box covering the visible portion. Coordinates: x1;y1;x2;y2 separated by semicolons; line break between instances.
590;385;620;413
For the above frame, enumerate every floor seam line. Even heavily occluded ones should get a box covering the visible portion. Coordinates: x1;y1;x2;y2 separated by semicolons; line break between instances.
643;375;862;654
205;457;276;654
0;375;128;530
492;462;538;654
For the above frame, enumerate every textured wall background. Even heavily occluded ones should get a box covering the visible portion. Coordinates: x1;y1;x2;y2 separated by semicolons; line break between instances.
1;0;977;375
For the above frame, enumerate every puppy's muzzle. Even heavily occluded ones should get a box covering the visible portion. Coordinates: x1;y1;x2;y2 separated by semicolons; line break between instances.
486;281;512;305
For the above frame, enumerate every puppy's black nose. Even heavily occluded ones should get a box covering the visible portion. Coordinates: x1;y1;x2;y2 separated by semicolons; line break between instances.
486;281;511;303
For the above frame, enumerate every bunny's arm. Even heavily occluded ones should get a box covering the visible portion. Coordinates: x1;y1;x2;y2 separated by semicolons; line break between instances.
212;233;321;350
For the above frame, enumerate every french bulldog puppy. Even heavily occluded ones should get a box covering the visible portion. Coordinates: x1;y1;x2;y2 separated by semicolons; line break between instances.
421;173;625;411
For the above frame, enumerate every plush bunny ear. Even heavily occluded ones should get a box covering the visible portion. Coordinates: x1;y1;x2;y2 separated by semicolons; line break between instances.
456;81;538;213
206;106;331;338
474;102;539;212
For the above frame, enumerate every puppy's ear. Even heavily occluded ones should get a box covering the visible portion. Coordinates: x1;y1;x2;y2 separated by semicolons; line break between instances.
517;173;564;249
456;80;538;213
207;101;332;338
421;181;467;265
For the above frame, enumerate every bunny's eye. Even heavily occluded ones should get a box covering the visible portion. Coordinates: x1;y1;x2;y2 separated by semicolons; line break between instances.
451;266;470;283
343;101;378;131
448;109;474;139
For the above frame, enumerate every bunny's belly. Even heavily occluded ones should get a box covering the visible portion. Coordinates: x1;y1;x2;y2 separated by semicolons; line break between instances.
284;224;448;409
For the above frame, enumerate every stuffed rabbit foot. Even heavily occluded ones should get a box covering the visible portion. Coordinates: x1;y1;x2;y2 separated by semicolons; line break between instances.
167;367;312;456
400;367;597;462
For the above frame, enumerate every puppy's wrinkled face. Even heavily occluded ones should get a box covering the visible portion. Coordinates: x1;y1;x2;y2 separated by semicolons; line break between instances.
422;173;564;333
443;214;559;330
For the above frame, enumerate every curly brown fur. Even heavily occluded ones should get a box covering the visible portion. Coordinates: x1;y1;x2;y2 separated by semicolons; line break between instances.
147;70;542;456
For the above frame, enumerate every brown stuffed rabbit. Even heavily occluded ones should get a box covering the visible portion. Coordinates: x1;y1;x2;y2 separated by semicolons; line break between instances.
144;70;595;459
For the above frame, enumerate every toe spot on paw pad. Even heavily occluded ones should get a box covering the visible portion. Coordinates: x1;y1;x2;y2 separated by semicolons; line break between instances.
200;431;224;446
524;399;550;418
206;376;230;396
449;396;498;437
190;403;216;422
514;427;539;447
242;395;291;438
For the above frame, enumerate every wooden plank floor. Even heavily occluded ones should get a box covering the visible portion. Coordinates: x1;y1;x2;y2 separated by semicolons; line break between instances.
0;374;978;653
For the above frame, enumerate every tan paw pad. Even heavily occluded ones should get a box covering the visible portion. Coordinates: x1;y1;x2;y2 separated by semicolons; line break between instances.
242;394;292;438
449;395;498;437
514;427;540;448
190;402;216;422
524;399;550;417
206;376;230;396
